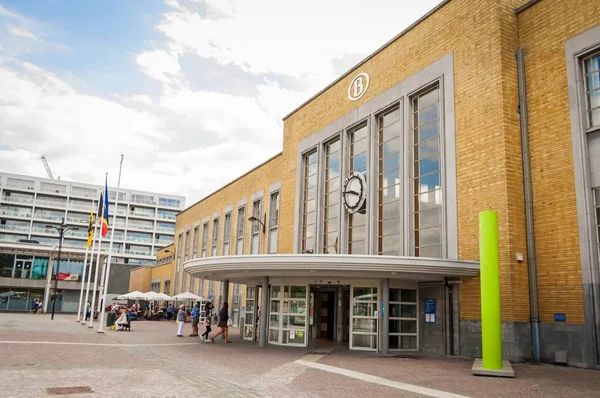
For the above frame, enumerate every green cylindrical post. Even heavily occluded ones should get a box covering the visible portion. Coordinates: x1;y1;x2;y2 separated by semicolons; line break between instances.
480;211;503;370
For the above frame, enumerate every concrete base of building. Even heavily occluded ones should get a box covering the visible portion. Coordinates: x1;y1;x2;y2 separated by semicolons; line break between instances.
460;320;594;368
471;359;515;378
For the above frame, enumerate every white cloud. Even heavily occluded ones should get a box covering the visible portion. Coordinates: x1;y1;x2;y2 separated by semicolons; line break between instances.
7;25;38;41
136;49;182;84
1;0;444;204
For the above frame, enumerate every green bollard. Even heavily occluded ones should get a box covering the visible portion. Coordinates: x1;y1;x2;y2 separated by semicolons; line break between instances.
480;211;503;370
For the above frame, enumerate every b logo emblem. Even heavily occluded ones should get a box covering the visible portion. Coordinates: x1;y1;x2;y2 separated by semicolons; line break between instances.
348;72;369;101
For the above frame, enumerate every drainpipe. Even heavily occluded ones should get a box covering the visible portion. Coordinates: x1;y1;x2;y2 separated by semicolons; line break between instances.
517;48;541;362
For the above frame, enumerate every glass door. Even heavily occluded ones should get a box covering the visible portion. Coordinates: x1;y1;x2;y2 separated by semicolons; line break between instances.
389;288;418;350
269;285;308;346
14;259;33;279
350;286;378;350
243;286;256;340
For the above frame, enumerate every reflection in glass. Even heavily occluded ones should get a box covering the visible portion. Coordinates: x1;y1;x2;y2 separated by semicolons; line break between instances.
413;86;442;258
324;138;341;254
352;318;377;333
348;122;368;254
302;151;318;254
378;106;402;255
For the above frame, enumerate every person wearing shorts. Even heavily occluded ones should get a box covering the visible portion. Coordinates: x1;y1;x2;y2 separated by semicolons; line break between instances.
210;302;231;343
189;303;200;337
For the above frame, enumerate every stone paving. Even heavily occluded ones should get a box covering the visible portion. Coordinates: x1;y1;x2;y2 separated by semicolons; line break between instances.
1;313;599;397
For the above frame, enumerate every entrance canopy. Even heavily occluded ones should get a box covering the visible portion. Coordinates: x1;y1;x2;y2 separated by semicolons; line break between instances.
184;254;479;283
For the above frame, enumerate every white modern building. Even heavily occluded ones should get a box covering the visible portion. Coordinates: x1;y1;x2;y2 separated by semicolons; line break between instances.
0;172;184;312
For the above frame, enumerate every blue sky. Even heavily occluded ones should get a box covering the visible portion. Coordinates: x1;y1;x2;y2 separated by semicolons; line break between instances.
0;0;443;204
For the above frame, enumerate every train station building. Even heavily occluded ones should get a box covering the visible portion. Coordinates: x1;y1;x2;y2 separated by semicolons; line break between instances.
174;0;600;368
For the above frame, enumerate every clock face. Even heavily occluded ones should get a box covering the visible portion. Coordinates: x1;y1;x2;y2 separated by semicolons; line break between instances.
342;172;367;213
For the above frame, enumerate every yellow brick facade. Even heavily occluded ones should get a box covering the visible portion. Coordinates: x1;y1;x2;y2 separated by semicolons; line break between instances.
173;154;282;306
516;0;600;324
171;0;599;361
153;244;175;295
128;266;151;293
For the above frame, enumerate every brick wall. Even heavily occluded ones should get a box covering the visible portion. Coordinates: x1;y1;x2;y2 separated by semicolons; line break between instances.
517;0;600;324
173;154;283;295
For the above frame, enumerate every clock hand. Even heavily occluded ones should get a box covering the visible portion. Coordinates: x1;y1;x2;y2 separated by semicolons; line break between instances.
342;190;360;196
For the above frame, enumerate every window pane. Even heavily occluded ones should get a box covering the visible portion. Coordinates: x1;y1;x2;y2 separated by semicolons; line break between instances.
269;329;279;343
418;227;442;246
352;334;377;349
289;286;307;299
401;335;417;349
416;120;439;142
353;302;375;316
353;287;377;300
419;245;442;258
349;225;366;242
381;121;401;143
381;200;400;219
418;89;439;109
381;108;400;128
418;172;441;193
590;108;600;127
401;290;417;303
269;314;280;327
352;318;377;333
382;152;401;173
588;88;600;108
283;315;305;328
415;157;440;176
381;234;401;254
418;208;442;229
401;304;417;318
416;191;442;211
349;239;366;254
270;300;280;314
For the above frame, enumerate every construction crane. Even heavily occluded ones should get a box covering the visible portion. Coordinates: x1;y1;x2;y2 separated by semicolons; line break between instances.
41;155;60;180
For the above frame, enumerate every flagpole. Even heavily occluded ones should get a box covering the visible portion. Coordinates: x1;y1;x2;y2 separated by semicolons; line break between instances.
81;206;100;325
97;155;124;333
88;174;108;329
76;233;91;322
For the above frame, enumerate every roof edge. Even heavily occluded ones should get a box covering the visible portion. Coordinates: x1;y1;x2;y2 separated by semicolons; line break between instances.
181;151;283;214
515;0;543;14
282;0;452;121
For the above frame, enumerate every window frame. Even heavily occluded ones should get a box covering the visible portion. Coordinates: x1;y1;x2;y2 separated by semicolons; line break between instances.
582;50;600;131
235;206;246;255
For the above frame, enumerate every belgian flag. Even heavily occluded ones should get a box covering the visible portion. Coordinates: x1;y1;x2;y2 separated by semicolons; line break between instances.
97;176;109;237
86;212;95;247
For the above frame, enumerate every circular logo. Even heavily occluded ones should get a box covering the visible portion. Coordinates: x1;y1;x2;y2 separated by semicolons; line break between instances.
347;72;369;101
342;172;367;214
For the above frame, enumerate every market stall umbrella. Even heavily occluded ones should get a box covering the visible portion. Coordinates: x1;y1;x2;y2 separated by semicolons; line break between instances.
116;291;146;300
154;292;172;301
171;292;203;301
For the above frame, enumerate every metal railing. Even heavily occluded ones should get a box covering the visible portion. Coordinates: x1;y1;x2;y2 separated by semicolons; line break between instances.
68;202;94;211
36;199;67;207
126;236;153;244
123;249;153;256
30;227;58;235
155;227;175;233
1;210;32;218
0;224;29;232
1;196;34;204
155;239;174;245
157;213;176;220
33;214;63;221
129;211;155;218
127;223;153;231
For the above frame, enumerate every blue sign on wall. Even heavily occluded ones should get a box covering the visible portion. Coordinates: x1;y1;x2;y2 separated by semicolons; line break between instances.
554;313;566;322
425;299;436;323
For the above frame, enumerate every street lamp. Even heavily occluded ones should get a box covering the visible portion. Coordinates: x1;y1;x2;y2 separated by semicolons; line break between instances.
46;218;79;320
248;214;266;234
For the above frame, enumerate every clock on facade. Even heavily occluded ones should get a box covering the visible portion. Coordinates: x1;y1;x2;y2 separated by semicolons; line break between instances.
342;172;367;214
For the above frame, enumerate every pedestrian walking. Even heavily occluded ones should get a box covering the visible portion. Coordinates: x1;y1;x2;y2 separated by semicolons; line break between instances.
85;301;91;321
210;302;231;343
176;305;186;337
201;301;214;342
189;303;200;337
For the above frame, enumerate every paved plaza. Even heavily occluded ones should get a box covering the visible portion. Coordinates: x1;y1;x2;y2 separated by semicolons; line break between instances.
0;313;599;397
